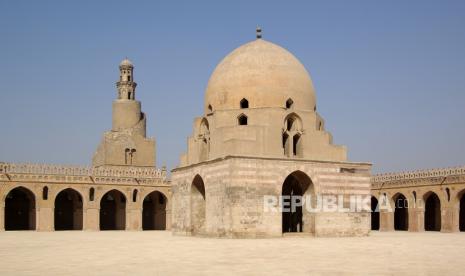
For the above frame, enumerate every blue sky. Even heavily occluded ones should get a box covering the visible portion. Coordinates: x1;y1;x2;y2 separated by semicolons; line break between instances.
0;0;464;173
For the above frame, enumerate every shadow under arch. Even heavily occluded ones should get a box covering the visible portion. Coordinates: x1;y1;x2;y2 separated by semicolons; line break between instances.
142;190;168;230
54;188;83;230
423;191;441;231
5;186;36;230
392;193;408;231
191;174;206;235
281;170;314;234
100;189;126;230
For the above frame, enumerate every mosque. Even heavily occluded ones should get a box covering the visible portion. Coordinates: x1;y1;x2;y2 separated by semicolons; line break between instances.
1;29;464;236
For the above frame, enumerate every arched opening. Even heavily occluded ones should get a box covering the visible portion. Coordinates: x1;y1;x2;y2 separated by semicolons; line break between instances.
371;196;379;230
42;186;48;200
459;191;465;232
191;175;206;235
142;191;167;230
100;190;126;230
54;188;83;230
199;119;210;162
5;187;36;230
207;104;213;112
132;189;138;202
424;192;441;231
282;171;313;234
89;187;95;201
393;193;408;231
240;98;249;109
238;114;248;125
286;98;294;109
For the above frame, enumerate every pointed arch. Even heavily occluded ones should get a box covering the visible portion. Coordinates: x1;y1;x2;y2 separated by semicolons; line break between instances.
191;174;206;235
240;98;249;109
284;113;302;132
54;188;83;230
424;191;441;231
238;114;248;125
5;186;36;230
281;171;314;234
392;193;408;231
100;189;126;230
142;191;168;230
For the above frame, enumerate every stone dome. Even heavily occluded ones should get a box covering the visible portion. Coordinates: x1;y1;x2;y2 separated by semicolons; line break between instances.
204;39;316;113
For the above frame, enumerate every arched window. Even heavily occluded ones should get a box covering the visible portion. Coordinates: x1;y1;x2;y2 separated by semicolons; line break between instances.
283;113;303;157
132;189;138;202
286;98;294;109
446;188;450;202
199;119;210;161
240;98;249;109
208;104;213;112
128;92;132;100
238;114;248;125
89;187;95;201
42;186;48;200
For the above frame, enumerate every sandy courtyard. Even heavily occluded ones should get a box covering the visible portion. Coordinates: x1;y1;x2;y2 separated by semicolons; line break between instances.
0;231;463;275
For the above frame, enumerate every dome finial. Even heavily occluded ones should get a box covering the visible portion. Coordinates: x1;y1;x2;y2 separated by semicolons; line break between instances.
256;26;262;39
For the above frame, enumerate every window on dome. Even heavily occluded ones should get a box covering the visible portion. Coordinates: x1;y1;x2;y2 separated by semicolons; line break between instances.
240;98;249;109
286;98;294;109
238;114;248;125
208;104;213;112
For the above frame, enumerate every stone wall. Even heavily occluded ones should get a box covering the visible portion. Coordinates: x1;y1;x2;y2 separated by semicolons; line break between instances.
0;162;171;231
371;166;465;232
172;155;371;238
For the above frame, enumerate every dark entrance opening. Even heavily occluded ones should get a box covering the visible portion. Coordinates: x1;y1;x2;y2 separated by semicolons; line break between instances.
100;190;126;230
424;192;441;231
143;191;167;230
5;187;36;230
459;192;465;232
371;196;379;230
282;171;312;233
54;188;83;230
394;193;408;231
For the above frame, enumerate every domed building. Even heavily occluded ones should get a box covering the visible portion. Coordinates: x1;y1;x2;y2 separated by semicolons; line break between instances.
171;31;372;238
